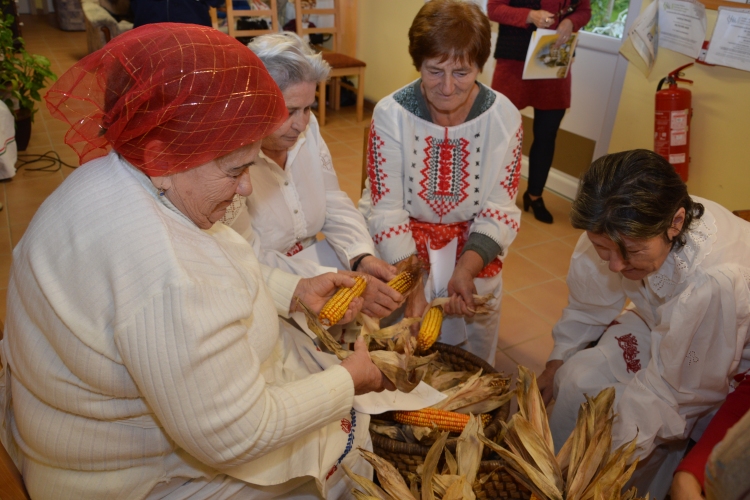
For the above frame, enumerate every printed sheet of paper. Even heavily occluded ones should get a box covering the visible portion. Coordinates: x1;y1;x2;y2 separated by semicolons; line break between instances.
658;0;707;58
424;238;467;346
620;0;659;75
705;7;750;72
522;29;579;80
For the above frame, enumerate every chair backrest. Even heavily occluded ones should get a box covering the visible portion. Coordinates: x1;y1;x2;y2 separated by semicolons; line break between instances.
226;0;279;40
293;0;340;52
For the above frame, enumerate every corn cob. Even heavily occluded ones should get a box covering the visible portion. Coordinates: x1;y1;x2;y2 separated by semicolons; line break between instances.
386;270;418;295
393;408;492;433
318;276;367;326
417;306;444;351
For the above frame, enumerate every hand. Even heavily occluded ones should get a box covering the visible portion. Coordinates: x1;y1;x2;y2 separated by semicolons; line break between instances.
340;337;396;395
527;9;556;29
670;471;704;500
538;359;564;406
340;270;404;318
291;273;364;325
405;285;429;319
445;267;477;317
354;255;398;282
554;19;574;48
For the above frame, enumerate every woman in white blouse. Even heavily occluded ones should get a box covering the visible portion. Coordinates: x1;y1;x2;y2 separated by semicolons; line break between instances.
226;33;403;318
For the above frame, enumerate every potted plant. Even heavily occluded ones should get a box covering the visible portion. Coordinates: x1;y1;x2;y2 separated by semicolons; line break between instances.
0;8;57;151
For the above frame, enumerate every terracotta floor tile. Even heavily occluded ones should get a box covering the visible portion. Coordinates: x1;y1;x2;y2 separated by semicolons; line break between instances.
494;348;520;378
503;333;555;376
517;240;575;278
499;295;554;349
0;257;11;288
325;125;367;144
326;141;361;159
512;221;556;249
0;288;6;324
521;210;582;239
10;223;29;248
5;176;62;205
0;226;12;256
512;279;570;325
7;201;41;226
560;232;584;249
502;251;556;292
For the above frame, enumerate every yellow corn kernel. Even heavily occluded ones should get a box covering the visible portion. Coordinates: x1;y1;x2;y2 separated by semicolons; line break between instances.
318;276;367;326
386;270;418;295
417;306;443;351
393;409;492;433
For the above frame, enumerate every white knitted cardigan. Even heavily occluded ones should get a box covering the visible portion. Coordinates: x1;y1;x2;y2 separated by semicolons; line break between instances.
0;152;354;499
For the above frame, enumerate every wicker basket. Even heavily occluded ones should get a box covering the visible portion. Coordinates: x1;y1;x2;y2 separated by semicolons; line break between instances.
370;342;530;498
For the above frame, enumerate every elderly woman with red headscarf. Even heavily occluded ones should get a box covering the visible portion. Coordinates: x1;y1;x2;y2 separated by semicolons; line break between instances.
0;24;389;499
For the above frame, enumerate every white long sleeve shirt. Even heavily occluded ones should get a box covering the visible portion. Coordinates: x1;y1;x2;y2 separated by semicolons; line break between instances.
227;114;374;278
552;197;750;457
358;80;523;265
1;152;355;499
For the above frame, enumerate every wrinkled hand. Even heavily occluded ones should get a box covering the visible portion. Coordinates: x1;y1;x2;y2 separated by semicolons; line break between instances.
554;18;574;48
340;337;396;395
670;471;704;500
340;271;403;318
355;255;398;282
538;359;564;406
445;267;477;317
405;285;429;336
527;9;555;29
291;273;363;325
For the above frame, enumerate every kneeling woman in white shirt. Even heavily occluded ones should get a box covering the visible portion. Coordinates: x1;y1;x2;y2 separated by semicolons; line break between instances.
225;33;402;318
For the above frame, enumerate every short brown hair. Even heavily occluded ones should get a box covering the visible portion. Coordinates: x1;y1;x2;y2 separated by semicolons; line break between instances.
408;0;491;71
570;149;704;258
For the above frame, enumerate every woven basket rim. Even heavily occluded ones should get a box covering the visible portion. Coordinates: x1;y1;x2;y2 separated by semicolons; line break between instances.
371;342;510;456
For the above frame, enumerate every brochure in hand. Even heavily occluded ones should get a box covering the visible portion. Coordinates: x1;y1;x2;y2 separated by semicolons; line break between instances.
522;28;579;80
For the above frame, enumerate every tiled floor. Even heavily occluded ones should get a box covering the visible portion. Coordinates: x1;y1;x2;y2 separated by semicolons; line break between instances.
3;15;583;378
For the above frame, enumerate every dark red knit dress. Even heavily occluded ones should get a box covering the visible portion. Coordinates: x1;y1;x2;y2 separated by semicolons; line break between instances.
487;0;592;110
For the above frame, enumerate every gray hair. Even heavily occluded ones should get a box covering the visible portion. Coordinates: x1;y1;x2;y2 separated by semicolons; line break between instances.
247;32;330;91
570;149;704;259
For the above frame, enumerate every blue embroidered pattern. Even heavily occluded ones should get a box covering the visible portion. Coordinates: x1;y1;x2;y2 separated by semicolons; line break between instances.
325;408;357;481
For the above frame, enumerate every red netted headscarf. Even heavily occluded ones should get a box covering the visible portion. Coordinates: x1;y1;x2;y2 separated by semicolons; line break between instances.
45;23;287;176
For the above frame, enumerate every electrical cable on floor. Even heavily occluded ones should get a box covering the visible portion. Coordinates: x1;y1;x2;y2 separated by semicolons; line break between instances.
16;150;78;173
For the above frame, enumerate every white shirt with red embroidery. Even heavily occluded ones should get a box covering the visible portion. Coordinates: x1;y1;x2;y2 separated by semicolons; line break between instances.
551;197;750;458
226;114;375;278
359;81;523;265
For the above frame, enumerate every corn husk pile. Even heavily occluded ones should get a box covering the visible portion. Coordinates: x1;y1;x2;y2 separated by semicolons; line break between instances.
297;299;437;393
369;365;511;444
476;366;647;500
346;414;489;500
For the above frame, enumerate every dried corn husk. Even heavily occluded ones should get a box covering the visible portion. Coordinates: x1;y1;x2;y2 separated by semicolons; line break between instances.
352;492;384;500
421;431;448;500
422;369;471;392
369;347;436;393
342;463;390;500
435;372;510;412
456;415;484;500
370;422;409;441
441;477;466;500
297;299;349;360
429;293;496;314
359;448;417;500
487;366;645;500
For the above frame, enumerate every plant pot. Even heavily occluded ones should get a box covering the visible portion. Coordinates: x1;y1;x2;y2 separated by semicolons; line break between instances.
14;108;31;151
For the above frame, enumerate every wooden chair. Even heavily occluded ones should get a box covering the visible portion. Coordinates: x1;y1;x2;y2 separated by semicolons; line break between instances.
734;210;750;222
226;0;279;40
293;0;366;126
0;320;30;500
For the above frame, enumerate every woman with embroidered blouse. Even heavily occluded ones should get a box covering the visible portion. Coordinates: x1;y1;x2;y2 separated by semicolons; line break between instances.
537;149;750;499
225;33;403;319
359;0;523;363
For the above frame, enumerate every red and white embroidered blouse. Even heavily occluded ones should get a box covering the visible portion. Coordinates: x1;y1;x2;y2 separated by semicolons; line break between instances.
359;80;523;268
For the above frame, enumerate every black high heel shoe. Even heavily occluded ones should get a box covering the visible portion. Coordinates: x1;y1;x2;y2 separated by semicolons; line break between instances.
523;191;553;224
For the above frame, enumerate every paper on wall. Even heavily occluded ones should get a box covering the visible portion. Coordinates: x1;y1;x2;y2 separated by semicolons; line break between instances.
657;0;706;58
705;7;750;72
424;238;468;346
620;0;659;76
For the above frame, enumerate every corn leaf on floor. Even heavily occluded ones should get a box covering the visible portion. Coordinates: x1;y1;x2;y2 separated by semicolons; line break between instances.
1;14;583;388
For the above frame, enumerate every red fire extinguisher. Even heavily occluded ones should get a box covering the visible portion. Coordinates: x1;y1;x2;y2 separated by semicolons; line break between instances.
655;63;693;182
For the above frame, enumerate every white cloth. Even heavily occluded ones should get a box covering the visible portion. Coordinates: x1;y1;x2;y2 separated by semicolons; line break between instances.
358;80;523;265
0;152;364;499
0;100;17;180
549;197;750;465
226;113;374;278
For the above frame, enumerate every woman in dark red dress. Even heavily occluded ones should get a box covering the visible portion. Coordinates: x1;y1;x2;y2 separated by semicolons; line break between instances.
488;0;591;223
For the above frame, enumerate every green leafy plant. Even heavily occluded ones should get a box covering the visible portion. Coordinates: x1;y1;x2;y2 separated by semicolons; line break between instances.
0;11;57;121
